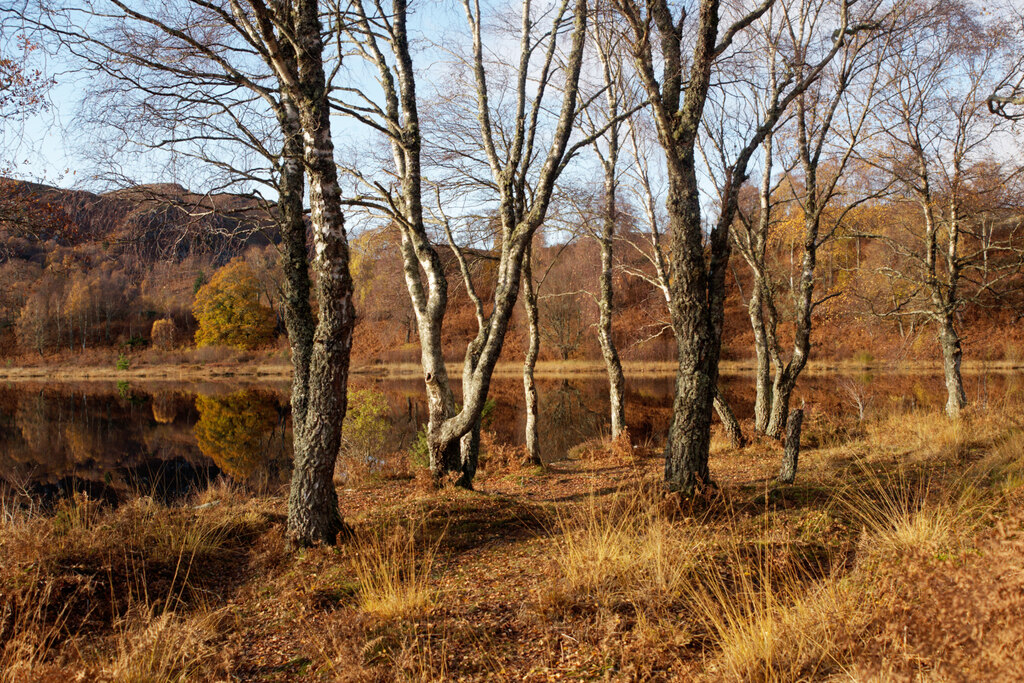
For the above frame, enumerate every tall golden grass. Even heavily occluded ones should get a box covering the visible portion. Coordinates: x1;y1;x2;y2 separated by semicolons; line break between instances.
349;519;442;619
0;487;260;681
547;487;701;608
544;404;1024;680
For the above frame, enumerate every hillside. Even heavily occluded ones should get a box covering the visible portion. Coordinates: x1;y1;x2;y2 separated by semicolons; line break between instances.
1;177;1022;369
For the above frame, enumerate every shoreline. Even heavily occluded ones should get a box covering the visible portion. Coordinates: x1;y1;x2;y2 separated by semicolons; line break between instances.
0;358;1020;383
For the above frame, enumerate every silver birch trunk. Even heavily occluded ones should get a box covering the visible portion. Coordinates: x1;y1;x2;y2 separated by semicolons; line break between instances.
778;408;803;484
522;246;541;465
714;386;745;448
593;35;627;440
749;281;773;433
939;316;967;417
282;0;356;546
275;97;313;450
597;224;627;440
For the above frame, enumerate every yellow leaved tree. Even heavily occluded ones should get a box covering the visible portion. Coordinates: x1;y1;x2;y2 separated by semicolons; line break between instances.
194;390;279;478
192;259;276;349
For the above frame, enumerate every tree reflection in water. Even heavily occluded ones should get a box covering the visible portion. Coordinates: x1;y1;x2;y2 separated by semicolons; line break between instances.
193;389;291;481
538;380;602;462
0;372;1006;503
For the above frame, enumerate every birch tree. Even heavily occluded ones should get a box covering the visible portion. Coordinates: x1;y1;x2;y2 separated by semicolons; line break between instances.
577;8;631;439
332;0;465;477
719;0;892;437
31;0;355;545
416;0;592;487
611;0;873;492
619;115;746;447
864;0;1019;417
337;0;594;484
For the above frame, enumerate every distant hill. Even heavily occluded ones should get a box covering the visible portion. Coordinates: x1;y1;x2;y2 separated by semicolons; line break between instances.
0;178;279;266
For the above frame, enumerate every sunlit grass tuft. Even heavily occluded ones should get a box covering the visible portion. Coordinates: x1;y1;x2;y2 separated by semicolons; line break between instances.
549;488;701;607
350;520;440;619
689;540;855;682
836;465;986;558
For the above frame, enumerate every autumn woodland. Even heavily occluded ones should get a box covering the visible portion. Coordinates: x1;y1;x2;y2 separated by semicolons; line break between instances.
1;0;1024;680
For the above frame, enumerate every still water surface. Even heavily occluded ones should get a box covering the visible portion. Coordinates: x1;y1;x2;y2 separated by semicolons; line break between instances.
0;370;1013;504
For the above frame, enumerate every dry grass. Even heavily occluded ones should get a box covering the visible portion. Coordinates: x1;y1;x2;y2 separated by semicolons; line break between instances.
546;486;701;609
0;486;273;681
690;546;857;682
103;606;231;682
537;404;1024;681
349;519;441;619
4;396;1024;680
966;430;1024;495
544;487;855;680
0;572;77;683
836;465;987;559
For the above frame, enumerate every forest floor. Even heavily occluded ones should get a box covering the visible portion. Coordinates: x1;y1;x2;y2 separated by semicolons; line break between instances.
3;396;1024;681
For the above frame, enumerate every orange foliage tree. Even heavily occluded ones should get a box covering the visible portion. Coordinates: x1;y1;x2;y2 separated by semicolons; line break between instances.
192;259;276;350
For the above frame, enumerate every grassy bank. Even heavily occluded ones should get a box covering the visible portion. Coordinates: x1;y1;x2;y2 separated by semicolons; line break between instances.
1;354;1021;383
3;396;1024;681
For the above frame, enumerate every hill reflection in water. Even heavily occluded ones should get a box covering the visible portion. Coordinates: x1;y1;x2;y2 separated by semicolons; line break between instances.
0;370;1014;504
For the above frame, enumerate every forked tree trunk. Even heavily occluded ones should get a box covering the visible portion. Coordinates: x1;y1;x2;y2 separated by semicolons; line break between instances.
765;202;818;439
402;229;460;476
451;330;487;488
381;0;461;480
522;247;541;466
346;0;462;479
425;0;589;489
662;163;722;494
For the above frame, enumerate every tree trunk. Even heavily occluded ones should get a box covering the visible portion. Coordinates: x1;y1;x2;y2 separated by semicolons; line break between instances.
664;356;716;494
749;281;772;433
273;91;341;545
765;372;795;440
939;316;967;417
387;0;462;482
276;99;313;443
406;221;460;478
284;0;355;547
522;246;541;466
765;202;819;439
597;206;626;440
778;407;803;484
429;236;538;487
595;72;626;440
424;0;589;489
713;386;745;448
748;136;774;434
663;166;720;495
458;416;481;488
